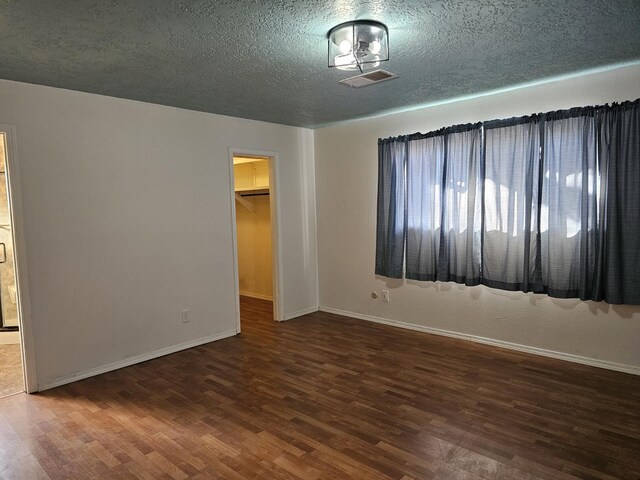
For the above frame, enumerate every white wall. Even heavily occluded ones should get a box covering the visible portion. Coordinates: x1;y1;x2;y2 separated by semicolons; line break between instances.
315;64;640;373
0;80;318;390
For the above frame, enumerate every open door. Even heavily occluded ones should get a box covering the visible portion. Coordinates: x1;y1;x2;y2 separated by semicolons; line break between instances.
229;150;282;331
234;156;273;301
0;131;24;397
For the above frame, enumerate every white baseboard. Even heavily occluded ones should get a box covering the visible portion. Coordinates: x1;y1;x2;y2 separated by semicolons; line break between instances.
38;329;237;392
240;291;273;301
319;306;640;376
283;305;319;321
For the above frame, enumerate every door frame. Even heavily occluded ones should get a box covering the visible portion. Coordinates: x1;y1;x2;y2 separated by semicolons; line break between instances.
228;147;284;330
0;124;37;393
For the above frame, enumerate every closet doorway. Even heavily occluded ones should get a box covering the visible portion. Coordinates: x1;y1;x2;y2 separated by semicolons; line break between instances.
230;151;282;329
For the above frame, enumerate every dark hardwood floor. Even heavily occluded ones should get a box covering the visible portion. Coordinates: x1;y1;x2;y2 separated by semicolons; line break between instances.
0;296;639;479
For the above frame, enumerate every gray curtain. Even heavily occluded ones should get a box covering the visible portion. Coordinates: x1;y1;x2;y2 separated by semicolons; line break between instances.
404;125;482;283
375;139;406;278
437;126;483;285
376;100;640;304
541;112;598;299
406;134;443;280
483;119;541;292
596;102;640;303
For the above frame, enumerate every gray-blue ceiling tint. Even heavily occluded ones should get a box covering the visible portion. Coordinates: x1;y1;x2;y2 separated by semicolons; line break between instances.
1;0;639;128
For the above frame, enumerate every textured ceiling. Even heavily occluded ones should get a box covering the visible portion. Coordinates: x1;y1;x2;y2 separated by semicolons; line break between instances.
1;1;639;128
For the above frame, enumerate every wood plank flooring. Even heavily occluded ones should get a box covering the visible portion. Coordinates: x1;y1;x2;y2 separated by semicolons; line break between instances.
0;343;23;398
0;297;639;479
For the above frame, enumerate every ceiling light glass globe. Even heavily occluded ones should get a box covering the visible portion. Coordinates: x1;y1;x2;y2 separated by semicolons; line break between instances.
370;40;381;55
339;40;352;54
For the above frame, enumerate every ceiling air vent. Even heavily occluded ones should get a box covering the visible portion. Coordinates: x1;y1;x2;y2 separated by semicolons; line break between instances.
339;69;398;88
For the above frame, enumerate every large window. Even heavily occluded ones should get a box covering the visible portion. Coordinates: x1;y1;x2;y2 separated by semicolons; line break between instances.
376;100;640;304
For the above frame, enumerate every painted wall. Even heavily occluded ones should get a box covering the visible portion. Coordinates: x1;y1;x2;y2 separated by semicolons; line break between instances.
234;161;273;300
0;80;318;389
315;64;640;372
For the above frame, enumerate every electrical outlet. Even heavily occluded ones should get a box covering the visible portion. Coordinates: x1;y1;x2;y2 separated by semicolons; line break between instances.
382;290;390;302
181;309;190;323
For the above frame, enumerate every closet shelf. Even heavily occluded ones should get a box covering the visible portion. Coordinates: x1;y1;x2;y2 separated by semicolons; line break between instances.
235;186;269;197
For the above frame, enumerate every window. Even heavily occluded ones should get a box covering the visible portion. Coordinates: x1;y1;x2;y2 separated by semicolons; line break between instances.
376;100;640;304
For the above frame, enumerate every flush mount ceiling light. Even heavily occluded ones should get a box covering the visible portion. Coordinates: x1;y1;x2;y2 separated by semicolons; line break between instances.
328;20;389;73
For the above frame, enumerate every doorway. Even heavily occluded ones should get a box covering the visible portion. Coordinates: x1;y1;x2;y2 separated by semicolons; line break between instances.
0;132;24;397
230;151;282;329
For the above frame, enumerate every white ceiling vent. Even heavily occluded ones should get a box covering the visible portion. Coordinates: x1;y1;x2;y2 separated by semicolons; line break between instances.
339;69;398;88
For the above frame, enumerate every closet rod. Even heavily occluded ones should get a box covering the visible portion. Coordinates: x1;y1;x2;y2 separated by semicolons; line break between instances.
238;192;270;197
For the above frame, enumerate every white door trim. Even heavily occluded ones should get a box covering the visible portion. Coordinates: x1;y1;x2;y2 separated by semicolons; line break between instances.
228;148;284;329
0;124;37;393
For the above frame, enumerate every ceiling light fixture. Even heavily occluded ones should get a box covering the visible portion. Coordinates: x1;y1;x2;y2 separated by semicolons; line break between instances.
328;20;389;74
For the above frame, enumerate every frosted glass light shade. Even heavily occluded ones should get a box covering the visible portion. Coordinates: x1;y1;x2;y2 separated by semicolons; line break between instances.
328;20;389;73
